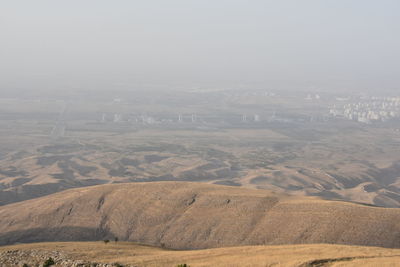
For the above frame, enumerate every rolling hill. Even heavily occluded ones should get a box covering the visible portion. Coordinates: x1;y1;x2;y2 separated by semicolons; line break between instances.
3;126;400;209
1;182;400;249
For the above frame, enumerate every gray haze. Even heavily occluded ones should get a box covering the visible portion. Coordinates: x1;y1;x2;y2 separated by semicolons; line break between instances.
1;0;399;91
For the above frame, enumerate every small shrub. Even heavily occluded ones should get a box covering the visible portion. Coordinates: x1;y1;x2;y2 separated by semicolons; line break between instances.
177;264;190;267
114;237;119;242
103;239;110;244
22;264;29;267
43;257;55;267
113;263;124;267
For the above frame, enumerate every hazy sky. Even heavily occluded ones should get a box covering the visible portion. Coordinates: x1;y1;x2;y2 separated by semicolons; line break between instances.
1;0;399;91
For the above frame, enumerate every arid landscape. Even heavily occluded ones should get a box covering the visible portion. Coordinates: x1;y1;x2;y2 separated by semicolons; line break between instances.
2;182;400;250
2;1;400;265
2;242;400;267
1;90;400;266
2;90;400;208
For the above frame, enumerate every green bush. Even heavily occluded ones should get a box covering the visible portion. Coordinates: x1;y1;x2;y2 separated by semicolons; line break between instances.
103;239;110;244
22;264;29;267
43;257;55;267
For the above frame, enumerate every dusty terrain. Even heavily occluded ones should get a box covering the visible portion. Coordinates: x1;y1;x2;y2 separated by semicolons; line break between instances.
1;182;400;249
2;91;400;208
1;242;400;267
2;125;400;208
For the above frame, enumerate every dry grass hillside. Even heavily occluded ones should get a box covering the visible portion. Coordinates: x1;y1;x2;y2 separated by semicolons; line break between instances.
3;127;400;208
1;182;400;249
1;242;400;267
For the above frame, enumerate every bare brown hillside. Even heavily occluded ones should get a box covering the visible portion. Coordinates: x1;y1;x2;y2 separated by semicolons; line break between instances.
1;182;400;249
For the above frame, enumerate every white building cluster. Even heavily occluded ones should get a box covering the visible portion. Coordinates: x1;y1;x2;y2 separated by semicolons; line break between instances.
329;97;400;123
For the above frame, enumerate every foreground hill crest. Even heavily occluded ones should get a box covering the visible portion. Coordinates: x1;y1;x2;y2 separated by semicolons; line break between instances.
1;182;400;249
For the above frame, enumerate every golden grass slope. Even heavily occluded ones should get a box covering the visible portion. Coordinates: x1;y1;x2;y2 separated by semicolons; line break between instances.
1;242;400;267
1;182;400;249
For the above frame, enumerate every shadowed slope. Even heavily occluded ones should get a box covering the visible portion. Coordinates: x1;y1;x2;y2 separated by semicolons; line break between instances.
1;182;400;249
